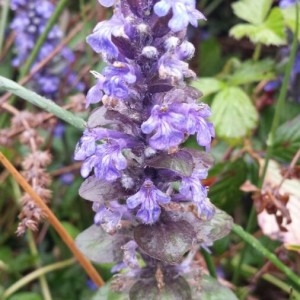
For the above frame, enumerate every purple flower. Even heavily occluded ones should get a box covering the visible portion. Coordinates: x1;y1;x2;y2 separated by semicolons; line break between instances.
141;104;187;150
60;173;75;185
154;0;206;32
98;0;116;7
180;169;215;219
93;202;126;234
102;62;137;99
187;103;215;150
79;140;128;181
279;0;296;8
127;179;170;224
86;14;127;61
122;241;140;269
75;0;222;285
74;133;97;160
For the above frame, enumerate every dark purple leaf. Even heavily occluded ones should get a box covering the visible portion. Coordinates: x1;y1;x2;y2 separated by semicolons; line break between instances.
145;150;194;177
148;80;174;93
87;107;140;136
111;36;136;59
167;208;233;246
134;220;195;264
149;13;172;38
79;176;123;202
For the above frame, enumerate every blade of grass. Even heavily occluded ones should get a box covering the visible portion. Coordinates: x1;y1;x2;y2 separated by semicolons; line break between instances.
0;0;10;53
0;75;86;130
232;224;300;289
0;151;104;288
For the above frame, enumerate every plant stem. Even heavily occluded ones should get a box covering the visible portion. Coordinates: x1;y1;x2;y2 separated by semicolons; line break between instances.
201;248;217;278
238;263;300;299
252;43;262;62
233;4;299;285
27;231;52;300
205;0;225;16
232;224;300;289
0;0;10;53
0;76;86;130
20;0;69;77
2;258;75;299
0;152;104;287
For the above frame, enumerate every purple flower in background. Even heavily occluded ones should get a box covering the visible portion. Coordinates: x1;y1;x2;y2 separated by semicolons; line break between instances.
279;0;296;8
127;179;171;224
10;0;84;99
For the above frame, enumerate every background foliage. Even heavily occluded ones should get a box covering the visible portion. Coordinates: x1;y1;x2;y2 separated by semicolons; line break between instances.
1;0;300;299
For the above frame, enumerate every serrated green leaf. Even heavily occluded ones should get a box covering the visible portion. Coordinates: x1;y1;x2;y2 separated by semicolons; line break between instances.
230;8;286;46
191;78;225;97
211;87;258;144
232;0;272;25
281;5;300;39
271;115;300;162
228;59;275;86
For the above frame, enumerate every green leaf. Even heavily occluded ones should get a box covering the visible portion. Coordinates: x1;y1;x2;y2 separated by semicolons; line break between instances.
281;5;300;39
232;0;272;25
75;225;127;264
230;8;286;46
61;222;80;239
228;59;275;86
198;38;224;76
211;87;258;144
208;158;249;212
191;78;225;97
92;283;128;300
193;275;238;300
271;115;300;162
